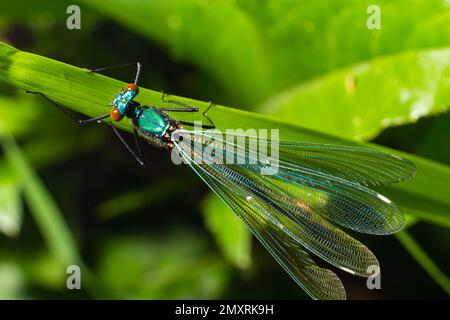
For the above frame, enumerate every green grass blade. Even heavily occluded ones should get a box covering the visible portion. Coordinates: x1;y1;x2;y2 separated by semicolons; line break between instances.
96;180;185;220
1;135;80;264
0;171;22;237
396;230;450;295
83;0;450;107
0;41;449;228
1;135;114;297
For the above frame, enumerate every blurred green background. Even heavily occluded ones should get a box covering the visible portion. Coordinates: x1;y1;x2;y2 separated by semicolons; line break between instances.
0;0;449;299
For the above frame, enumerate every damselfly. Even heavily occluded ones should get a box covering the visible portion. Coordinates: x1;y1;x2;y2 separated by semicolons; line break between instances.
27;63;416;300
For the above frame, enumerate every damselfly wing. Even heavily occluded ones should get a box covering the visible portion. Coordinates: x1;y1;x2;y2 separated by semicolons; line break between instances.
172;130;415;300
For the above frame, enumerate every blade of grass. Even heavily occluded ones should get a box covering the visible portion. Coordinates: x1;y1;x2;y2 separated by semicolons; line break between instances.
2;135;80;265
0;174;22;237
1;135;113;298
396;230;450;295
0;41;449;227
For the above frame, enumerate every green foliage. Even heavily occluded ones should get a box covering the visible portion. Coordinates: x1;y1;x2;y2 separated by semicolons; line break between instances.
262;48;450;140
201;193;252;269
96;231;230;299
1;136;80;265
83;0;450;106
0;0;449;299
96;180;185;220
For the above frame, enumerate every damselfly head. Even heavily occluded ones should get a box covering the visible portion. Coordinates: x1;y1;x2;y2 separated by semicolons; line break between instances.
110;107;123;121
125;83;138;93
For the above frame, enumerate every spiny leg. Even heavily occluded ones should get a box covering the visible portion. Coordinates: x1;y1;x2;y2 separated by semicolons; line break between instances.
26;91;82;124
26;90;110;125
87;62;142;85
110;124;147;166
79;114;110;125
201;101;216;129
160;92;216;129
160;91;199;112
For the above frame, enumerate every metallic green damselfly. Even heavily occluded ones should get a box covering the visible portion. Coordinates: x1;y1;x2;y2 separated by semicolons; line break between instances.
28;63;416;300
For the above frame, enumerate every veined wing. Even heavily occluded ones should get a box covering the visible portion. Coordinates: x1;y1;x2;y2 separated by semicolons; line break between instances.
174;137;379;278
241;163;405;235
179;131;407;235
194;130;416;187
181;151;347;299
277;142;416;187
206;174;346;300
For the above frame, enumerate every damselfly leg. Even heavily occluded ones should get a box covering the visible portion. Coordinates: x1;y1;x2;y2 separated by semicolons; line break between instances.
110;125;146;166
160;91;216;129
25;90;84;124
87;62;142;85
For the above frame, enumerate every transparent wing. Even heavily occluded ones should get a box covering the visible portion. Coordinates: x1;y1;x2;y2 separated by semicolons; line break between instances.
191;131;416;186
242;164;405;235
178;131;407;235
277;142;416;187
174;136;380;277
181;151;347;300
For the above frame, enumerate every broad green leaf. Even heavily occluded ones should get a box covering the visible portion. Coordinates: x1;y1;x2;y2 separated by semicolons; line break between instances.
202;193;252;269
261;48;450;141
0;95;42;137
0;42;449;232
237;0;450;80
83;0;274;107
83;0;450;106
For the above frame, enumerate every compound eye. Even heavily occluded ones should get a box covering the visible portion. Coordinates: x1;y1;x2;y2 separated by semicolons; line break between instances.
110;107;123;121
125;83;138;92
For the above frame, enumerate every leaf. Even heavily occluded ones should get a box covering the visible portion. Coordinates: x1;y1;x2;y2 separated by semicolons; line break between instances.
238;0;450;80
261;48;450;141
0;171;22;237
0;42;449;230
202;193;252;269
83;0;450;106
